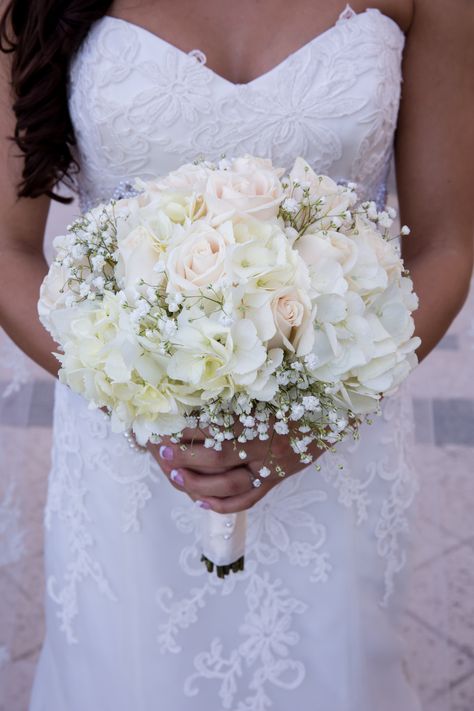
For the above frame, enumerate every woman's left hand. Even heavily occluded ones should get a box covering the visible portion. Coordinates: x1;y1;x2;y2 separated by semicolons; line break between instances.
148;431;323;513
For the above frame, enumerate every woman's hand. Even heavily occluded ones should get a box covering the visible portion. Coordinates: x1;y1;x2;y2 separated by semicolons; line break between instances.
148;431;323;514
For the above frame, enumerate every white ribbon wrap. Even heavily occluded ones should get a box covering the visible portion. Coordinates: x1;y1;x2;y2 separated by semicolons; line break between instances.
200;510;247;567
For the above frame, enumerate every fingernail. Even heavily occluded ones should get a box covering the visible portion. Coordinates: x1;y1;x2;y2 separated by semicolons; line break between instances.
170;469;185;487
159;445;174;461
196;500;211;510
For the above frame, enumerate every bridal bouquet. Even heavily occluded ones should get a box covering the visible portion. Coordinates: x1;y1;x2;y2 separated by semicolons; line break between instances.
38;155;420;576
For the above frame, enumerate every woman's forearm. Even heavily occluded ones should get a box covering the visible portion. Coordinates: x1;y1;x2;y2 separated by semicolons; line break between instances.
405;245;473;362
0;243;59;377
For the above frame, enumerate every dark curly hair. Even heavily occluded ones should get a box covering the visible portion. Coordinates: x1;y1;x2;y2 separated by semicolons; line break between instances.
0;0;113;202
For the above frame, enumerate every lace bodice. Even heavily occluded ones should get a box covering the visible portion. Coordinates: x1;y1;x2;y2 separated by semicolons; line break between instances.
68;7;405;212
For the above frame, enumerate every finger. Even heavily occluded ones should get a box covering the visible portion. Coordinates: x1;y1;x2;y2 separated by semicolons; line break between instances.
201;481;273;514
154;441;248;474
170;466;255;499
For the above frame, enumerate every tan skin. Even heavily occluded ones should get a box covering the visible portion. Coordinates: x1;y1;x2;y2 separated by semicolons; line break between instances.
0;0;473;514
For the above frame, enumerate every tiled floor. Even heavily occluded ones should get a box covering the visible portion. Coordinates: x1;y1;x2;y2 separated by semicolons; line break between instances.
0;197;472;709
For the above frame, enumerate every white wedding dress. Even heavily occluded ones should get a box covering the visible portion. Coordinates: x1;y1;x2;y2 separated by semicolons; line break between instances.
30;7;422;711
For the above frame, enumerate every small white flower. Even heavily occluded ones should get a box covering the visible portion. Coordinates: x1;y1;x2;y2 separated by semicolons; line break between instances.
135;299;151;317
79;282;90;297
244;428;257;440
302;395;320;411
366;202;378;221
274;421;289;435
240;415;255;427
91;254;105;271
304;353;319;370
378;211;393;229
158;317;177;339
146;286;158;302
276;371;291;386
290;403;305;420
167;292;184;313
259;466;271;478
239;450;247;460
400;225;411;236
282;197;299;214
92;276;105;290
204;438;215;449
72;244;86;260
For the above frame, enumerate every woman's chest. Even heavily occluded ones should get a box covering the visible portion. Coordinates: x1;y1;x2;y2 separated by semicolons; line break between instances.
69;8;404;206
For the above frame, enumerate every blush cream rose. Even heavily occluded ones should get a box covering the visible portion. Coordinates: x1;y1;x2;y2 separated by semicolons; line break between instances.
38;155;420;577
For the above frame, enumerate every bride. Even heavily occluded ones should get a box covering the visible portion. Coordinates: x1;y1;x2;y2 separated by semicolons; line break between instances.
0;0;472;709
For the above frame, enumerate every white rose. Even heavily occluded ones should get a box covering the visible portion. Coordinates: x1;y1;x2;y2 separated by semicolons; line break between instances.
205;157;283;220
288;158;355;222
268;287;315;356
116;225;163;296
151;162;212;193
166;221;233;293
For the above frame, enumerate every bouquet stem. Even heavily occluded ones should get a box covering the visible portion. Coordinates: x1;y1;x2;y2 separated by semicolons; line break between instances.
200;509;247;578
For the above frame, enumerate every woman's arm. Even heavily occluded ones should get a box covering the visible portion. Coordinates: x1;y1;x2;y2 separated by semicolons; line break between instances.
0;49;58;376
395;0;474;361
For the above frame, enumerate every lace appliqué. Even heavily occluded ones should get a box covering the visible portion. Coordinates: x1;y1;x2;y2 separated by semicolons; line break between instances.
184;572;307;711
156;474;331;670
374;385;418;605
45;388;118;644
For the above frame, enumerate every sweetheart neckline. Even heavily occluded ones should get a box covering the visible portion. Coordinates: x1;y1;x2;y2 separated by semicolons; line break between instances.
101;7;404;89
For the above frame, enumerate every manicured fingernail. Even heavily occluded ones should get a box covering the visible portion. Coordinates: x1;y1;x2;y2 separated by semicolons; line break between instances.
196;500;211;510
170;469;185;487
159;445;174;461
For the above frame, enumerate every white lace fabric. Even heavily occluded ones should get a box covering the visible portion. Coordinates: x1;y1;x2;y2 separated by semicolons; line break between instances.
28;8;422;711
